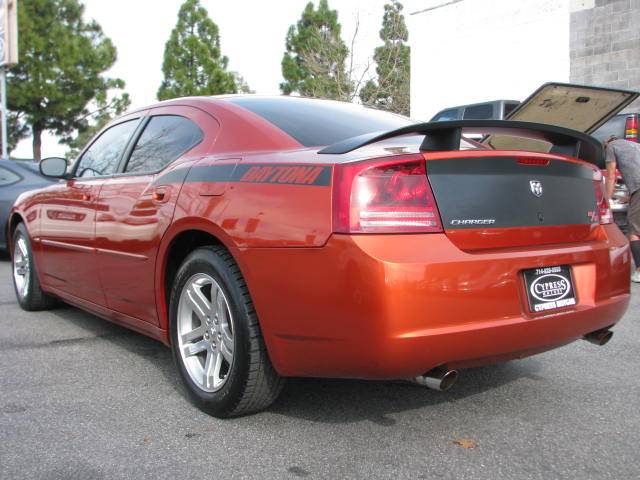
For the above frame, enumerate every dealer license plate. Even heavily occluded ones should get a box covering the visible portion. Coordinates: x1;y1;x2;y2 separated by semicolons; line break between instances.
523;265;576;313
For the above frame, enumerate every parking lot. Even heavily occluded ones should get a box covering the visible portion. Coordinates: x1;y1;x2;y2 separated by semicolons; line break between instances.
0;257;638;479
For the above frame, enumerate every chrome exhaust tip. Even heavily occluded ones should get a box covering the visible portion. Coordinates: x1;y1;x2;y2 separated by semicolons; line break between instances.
583;329;613;346
413;366;458;391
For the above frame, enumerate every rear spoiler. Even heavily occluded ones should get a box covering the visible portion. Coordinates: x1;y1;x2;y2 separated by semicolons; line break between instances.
318;120;605;167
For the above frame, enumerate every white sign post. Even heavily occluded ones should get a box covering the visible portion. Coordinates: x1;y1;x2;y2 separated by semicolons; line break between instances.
0;0;18;159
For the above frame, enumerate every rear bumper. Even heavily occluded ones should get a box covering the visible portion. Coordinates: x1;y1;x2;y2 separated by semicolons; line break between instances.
241;224;630;379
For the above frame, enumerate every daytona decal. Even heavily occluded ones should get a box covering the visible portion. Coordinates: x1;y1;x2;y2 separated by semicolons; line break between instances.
236;165;327;185
182;163;332;187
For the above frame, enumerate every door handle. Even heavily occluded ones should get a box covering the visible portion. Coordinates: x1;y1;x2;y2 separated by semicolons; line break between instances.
82;193;91;202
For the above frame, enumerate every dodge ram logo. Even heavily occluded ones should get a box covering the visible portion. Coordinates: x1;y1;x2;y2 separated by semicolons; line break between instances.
530;274;570;302
529;180;543;197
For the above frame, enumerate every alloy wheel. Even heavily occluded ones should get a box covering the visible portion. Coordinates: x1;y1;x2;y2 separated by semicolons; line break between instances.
177;273;235;392
13;236;30;300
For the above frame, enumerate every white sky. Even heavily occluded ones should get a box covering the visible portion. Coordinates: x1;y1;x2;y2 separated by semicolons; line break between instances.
13;0;401;159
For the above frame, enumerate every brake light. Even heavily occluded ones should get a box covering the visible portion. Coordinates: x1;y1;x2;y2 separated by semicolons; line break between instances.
332;155;443;233
592;169;612;225
517;157;550;166
625;115;638;142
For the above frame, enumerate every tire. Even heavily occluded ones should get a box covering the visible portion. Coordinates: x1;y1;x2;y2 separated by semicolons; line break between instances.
12;223;57;311
169;245;285;418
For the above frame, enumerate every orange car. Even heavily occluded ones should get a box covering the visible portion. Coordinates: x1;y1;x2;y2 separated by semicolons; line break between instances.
9;96;631;418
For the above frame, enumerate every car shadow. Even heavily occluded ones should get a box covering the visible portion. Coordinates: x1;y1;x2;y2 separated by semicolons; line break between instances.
269;360;542;425
47;304;182;390
39;301;542;423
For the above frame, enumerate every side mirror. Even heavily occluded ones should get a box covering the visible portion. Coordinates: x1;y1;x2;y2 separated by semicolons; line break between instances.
39;157;69;179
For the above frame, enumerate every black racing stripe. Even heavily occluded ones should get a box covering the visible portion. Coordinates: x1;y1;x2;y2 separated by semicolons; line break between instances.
153;167;191;186
428;157;597;229
186;163;331;186
187;164;237;183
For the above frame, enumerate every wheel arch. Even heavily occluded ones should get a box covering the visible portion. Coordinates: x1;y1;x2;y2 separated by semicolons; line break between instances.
155;218;250;338
6;211;25;256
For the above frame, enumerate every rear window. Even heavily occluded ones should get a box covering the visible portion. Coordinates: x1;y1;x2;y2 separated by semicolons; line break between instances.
592;115;629;142
227;97;413;147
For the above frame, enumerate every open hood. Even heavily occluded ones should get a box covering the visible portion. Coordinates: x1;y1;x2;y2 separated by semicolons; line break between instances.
483;83;639;164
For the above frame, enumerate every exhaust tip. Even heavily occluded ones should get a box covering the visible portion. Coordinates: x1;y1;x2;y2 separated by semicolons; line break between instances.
413;367;458;391
583;329;613;346
437;369;458;391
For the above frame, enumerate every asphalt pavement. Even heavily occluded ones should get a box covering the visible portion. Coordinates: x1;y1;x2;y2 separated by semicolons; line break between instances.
0;256;639;480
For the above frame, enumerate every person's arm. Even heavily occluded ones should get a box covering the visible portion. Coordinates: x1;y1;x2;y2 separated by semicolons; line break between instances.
604;144;617;200
605;158;617;200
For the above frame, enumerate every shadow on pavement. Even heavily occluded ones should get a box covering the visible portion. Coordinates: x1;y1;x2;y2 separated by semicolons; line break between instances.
269;360;541;425
12;288;542;423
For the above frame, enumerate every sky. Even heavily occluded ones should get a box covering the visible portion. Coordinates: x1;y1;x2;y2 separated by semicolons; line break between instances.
13;0;406;159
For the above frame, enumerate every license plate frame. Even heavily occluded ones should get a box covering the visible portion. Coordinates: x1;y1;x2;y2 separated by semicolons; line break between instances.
523;265;576;313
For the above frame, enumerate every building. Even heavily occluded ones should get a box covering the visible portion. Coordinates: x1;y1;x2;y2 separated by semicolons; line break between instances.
406;0;640;120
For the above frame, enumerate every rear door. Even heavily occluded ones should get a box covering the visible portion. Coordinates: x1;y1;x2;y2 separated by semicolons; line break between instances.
95;105;215;325
38;118;140;303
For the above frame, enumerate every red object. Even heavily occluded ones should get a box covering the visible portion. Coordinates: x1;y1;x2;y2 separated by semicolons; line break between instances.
625;114;638;142
8;96;630;380
332;155;442;233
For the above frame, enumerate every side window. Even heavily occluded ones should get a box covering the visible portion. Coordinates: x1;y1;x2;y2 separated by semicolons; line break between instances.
0;166;20;186
433;108;459;121
76;120;139;178
125;115;203;174
463;104;494;120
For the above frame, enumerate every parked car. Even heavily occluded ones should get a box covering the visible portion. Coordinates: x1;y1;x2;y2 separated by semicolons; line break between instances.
431;99;519;122
431;83;639;232
8;95;631;418
0;159;56;251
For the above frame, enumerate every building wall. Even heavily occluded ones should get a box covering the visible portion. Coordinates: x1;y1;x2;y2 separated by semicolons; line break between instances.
407;0;640;120
570;0;640;111
407;0;571;120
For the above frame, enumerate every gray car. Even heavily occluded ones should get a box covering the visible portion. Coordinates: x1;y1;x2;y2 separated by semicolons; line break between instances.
0;159;55;250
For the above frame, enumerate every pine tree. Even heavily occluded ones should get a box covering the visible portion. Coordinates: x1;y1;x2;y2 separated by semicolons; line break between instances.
63;91;131;159
157;0;239;101
360;1;410;116
280;0;352;100
7;0;128;160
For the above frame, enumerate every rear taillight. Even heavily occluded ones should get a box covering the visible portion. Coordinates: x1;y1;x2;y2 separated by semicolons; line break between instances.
625;115;638;142
332;155;443;233
592;169;613;225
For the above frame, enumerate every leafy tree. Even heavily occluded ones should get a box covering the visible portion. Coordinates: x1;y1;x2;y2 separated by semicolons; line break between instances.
62;91;131;159
281;0;352;100
7;0;127;160
232;72;254;94
157;0;238;100
360;1;410;116
0;112;30;155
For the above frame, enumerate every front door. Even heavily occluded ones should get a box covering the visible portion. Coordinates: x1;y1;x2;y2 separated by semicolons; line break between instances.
38;118;141;303
96;111;207;324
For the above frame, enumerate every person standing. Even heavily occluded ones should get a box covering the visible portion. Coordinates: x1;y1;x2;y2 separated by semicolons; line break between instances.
604;135;640;283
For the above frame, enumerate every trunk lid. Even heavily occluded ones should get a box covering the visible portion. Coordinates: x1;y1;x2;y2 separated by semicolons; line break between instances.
506;82;639;133
426;152;601;251
485;83;639;155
